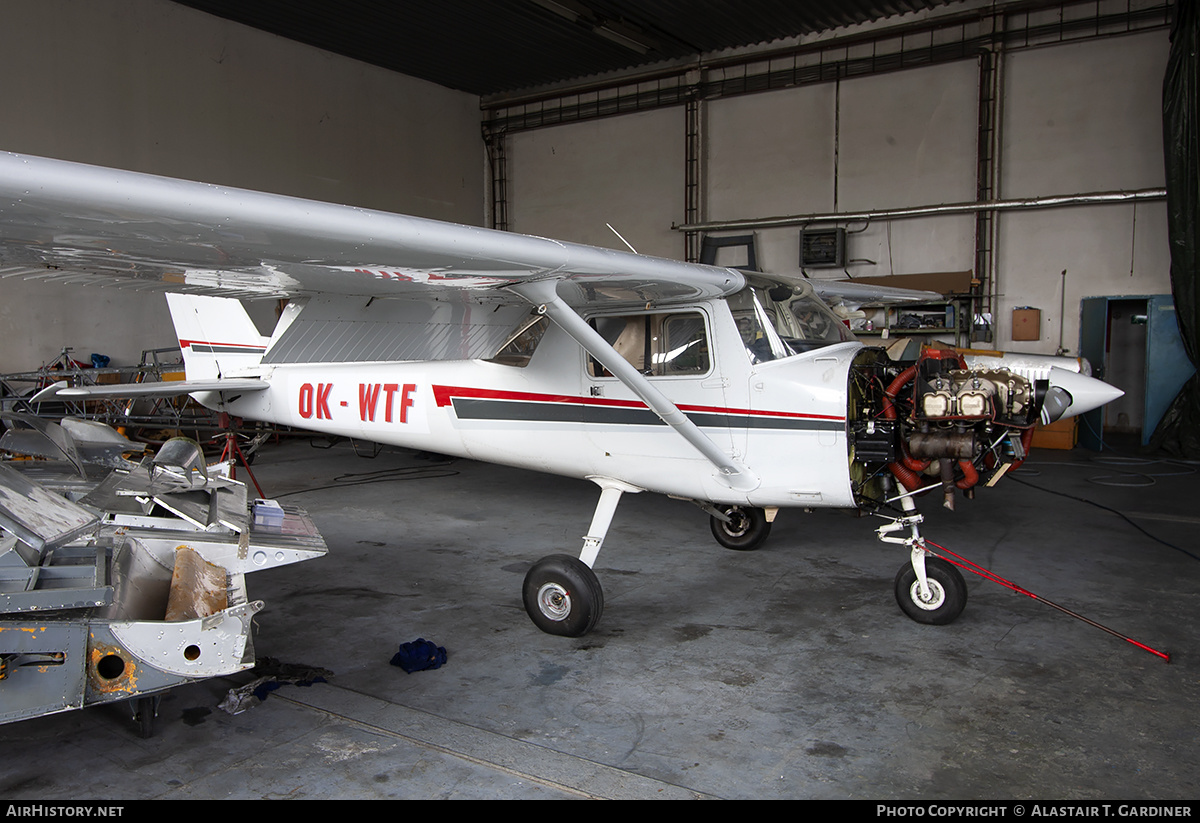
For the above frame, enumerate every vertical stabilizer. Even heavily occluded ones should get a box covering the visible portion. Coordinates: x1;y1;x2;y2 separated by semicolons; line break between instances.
165;294;270;381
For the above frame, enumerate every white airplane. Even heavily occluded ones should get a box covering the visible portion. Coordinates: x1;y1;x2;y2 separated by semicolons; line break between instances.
0;152;1122;637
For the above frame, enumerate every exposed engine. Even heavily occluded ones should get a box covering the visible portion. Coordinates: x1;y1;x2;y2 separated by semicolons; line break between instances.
849;345;1050;511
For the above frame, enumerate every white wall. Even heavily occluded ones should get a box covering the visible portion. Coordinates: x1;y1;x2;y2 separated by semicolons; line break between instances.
995;31;1170;351
506;28;1171;357
706;83;836;221
705;83;837;272
0;0;483;368
710;60;980;277
509;109;685;259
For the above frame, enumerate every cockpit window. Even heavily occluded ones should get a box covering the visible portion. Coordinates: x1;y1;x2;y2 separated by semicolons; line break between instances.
488;314;548;367
728;280;854;363
587;311;711;377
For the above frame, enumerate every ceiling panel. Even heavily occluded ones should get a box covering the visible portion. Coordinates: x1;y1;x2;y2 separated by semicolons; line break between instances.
172;0;963;96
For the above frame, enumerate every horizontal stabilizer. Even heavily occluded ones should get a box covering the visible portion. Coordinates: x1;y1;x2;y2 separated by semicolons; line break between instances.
53;379;269;399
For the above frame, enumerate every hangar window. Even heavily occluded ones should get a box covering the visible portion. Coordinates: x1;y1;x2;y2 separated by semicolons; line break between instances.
587;311;710;377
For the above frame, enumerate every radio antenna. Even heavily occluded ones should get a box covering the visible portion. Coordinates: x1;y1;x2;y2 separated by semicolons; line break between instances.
606;223;638;254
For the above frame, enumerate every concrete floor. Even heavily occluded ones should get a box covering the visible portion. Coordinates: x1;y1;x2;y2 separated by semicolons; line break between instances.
2;439;1197;800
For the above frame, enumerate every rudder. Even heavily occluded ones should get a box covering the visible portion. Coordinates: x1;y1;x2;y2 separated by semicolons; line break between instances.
165;293;270;381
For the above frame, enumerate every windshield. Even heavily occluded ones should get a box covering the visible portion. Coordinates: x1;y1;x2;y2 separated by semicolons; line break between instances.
727;280;855;363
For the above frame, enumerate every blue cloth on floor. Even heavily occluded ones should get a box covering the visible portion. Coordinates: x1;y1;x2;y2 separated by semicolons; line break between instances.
390;638;447;673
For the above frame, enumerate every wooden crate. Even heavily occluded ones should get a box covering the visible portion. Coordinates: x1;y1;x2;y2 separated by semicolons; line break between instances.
1031;416;1077;450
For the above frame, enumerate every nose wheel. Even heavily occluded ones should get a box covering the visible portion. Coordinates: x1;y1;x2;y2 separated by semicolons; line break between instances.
894;556;967;625
876;488;968;625
523;554;604;637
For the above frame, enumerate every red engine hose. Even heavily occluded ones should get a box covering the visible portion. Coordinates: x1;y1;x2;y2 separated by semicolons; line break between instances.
955;459;979;490
903;453;932;472
882;366;929;491
881;365;917;421
889;461;924;492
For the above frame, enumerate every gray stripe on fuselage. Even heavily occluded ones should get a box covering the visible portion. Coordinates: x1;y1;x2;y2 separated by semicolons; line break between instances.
449;398;842;431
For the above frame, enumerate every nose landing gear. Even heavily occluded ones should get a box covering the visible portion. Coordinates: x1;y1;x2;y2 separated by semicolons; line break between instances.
876;492;968;625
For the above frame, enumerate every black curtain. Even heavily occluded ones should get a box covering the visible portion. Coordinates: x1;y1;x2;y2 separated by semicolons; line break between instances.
1150;0;1200;457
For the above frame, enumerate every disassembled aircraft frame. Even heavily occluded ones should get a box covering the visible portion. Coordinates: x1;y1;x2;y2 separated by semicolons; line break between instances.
0;429;326;736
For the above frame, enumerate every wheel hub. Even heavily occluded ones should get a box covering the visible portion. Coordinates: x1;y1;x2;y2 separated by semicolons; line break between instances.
536;582;572;621
724;509;749;537
909;579;946;610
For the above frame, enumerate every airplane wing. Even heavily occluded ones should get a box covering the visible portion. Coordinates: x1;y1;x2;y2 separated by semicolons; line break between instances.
0;152;758;488
806;278;944;307
0;152;743;308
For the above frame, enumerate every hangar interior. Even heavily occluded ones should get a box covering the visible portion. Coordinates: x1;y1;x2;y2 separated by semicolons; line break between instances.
0;0;1197;801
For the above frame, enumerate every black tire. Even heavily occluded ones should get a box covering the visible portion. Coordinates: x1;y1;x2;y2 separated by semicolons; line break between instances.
894;556;967;625
522;554;604;637
710;506;771;551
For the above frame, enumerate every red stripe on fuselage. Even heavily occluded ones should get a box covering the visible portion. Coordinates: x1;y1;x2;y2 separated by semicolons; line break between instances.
430;384;843;422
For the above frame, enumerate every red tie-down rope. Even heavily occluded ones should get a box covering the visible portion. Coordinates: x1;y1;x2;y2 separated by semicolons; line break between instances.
925;539;1171;662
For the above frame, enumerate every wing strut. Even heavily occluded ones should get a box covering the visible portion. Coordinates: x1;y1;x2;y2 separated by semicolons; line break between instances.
509;281;759;492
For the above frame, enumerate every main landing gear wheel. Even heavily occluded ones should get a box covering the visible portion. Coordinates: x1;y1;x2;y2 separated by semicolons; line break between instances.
523;554;604;637
710;506;771;551
894;556;967;625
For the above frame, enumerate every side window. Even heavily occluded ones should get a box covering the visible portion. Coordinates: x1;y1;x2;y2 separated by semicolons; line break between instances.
488;314;548;367
659;314;709;374
588;311;710;377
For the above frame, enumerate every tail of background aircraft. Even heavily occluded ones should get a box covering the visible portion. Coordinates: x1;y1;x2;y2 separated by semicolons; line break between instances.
165;294;271;381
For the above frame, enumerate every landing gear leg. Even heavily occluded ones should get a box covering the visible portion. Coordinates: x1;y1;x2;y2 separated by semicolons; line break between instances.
876;492;967;625
132;695;160;739
522;479;640;637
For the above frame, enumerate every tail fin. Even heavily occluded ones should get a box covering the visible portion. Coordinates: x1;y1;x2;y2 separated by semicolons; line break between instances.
165;294;270;381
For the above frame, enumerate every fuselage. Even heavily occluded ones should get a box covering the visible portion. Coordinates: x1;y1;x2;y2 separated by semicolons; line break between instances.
209;295;861;509
187;273;1121;516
